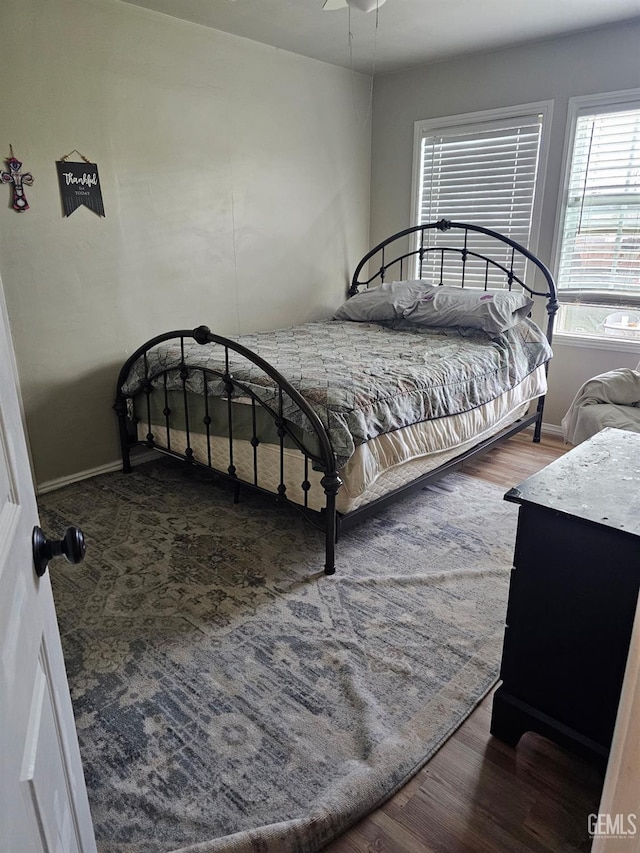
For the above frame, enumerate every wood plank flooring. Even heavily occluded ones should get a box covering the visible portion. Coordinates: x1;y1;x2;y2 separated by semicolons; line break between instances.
325;431;605;853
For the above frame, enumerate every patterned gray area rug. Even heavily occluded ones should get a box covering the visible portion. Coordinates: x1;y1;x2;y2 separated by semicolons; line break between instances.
39;459;518;853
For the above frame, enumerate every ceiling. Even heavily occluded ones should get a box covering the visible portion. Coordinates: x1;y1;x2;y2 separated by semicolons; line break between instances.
118;0;640;74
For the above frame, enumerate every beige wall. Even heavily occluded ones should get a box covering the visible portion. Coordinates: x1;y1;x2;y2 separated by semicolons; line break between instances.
0;0;372;486
370;20;640;427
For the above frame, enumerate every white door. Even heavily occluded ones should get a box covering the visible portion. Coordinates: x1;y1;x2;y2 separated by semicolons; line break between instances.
0;277;96;852
592;594;640;853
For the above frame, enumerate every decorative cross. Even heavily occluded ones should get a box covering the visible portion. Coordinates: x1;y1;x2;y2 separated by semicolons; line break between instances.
1;145;34;212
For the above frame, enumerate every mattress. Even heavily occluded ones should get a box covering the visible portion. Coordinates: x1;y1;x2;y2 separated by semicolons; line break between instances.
137;366;546;514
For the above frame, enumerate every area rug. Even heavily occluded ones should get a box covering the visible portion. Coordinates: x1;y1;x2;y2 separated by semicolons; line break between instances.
39;458;519;853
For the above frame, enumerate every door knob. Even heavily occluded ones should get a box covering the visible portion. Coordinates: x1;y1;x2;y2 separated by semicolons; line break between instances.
32;526;86;578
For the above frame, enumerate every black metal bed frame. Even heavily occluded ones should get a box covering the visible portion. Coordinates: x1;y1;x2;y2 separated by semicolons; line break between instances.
114;220;558;575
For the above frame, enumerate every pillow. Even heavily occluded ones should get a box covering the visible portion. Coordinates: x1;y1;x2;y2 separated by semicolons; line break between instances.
402;286;534;335
333;280;433;322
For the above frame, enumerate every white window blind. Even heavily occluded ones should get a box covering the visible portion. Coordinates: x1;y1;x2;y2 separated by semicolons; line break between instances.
557;105;640;294
416;114;544;287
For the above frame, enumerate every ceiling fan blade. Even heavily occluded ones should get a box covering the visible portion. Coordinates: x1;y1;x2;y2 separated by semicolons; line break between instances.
347;0;387;10
323;0;387;10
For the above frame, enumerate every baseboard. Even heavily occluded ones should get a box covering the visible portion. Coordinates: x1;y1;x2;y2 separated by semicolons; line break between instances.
541;422;564;439
36;449;160;496
36;423;566;496
521;421;564;439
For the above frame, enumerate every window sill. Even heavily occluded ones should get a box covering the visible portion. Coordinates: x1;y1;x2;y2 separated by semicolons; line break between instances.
552;332;640;354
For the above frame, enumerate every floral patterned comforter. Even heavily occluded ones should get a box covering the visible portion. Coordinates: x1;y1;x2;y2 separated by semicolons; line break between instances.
122;318;552;467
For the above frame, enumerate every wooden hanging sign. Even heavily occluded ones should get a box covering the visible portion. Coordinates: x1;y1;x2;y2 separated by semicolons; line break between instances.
56;150;105;217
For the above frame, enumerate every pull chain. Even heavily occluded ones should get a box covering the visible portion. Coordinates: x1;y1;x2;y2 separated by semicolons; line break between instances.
349;1;379;128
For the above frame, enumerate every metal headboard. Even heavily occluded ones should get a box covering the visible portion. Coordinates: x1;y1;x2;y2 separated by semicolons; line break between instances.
349;219;558;343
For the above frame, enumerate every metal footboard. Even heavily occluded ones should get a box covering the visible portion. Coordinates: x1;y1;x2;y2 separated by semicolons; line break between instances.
114;325;342;574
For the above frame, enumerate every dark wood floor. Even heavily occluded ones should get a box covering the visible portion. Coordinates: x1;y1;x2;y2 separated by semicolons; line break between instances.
325;431;605;853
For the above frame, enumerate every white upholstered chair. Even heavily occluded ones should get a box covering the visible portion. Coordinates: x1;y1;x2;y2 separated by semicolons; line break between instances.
562;362;640;445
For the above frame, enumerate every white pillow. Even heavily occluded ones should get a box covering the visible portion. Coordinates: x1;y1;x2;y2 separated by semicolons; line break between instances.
403;286;534;335
333;280;433;322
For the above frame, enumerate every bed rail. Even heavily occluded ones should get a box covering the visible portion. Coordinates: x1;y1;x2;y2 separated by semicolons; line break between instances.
114;325;342;574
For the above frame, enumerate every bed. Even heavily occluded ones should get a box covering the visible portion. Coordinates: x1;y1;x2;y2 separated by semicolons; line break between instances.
114;220;558;574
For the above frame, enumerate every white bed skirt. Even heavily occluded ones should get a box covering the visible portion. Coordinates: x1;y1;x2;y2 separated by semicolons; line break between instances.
139;366;546;514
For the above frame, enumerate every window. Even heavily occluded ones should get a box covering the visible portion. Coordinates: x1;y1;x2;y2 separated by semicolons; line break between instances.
554;91;640;342
412;103;550;287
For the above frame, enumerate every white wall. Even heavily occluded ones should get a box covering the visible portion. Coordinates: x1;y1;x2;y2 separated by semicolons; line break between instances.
0;0;372;485
370;20;640;427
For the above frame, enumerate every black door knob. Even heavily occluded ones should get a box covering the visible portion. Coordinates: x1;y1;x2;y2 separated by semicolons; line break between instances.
32;526;86;578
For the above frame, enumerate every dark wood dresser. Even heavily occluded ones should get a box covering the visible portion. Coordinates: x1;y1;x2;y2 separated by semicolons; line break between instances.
490;427;640;766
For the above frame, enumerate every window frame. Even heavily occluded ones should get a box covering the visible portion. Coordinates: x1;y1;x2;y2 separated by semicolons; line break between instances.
550;88;640;345
410;101;554;281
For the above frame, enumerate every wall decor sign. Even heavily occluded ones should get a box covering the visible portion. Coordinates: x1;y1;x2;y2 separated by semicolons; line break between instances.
56;150;105;217
1;145;34;212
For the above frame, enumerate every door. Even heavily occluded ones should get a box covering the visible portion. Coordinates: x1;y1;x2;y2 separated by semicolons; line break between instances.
592;593;640;852
0;277;96;852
